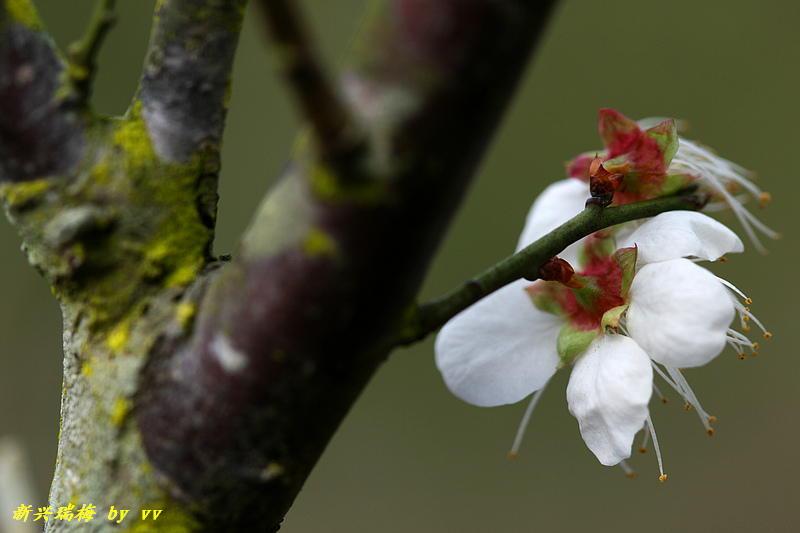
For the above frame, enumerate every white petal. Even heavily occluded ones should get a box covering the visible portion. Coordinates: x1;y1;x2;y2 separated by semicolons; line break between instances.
619;211;744;264
435;279;562;407
516;179;588;266
626;259;735;367
566;335;653;466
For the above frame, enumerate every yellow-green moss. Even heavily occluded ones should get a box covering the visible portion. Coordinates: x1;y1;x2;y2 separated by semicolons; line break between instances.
115;104;210;292
114;102;156;163
90;158;112;186
107;321;130;352
175;302;196;329
5;0;44;30
302;226;338;257
293;127;384;204
0;178;54;209
308;161;384;204
70;102;211;323
309;162;341;199
110;397;132;428
143;241;170;274
165;259;202;288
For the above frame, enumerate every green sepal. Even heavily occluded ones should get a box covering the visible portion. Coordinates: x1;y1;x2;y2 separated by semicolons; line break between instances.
657;171;694;197
601;303;629;332
613;246;638;296
557;324;599;368
525;283;569;318
645;119;679;167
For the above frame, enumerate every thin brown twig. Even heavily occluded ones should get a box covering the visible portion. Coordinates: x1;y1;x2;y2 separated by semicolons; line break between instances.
255;0;362;161
67;0;117;103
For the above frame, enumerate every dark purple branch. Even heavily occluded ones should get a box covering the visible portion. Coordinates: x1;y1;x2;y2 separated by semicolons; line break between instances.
136;1;556;529
66;0;117;104
254;0;363;164
0;17;85;182
138;0;247;163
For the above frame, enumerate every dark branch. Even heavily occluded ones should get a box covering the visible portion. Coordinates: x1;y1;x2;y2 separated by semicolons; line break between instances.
255;0;363;164
0;5;85;182
66;0;116;104
138;0;247;163
136;0;557;529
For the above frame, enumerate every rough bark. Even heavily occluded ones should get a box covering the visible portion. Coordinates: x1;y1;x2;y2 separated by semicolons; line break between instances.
0;0;555;530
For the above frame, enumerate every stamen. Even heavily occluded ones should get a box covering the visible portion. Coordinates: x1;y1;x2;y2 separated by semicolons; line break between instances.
727;331;751;357
716;276;749;300
639;425;651;454
619;460;637;479
652;381;668;404
509;382;549;459
646;415;666;482
670;139;778;253
651;362;681;393
653;362;719;426
664;365;713;432
717;278;769;356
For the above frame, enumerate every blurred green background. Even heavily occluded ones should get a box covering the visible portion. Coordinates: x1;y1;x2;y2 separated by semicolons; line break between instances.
1;1;798;531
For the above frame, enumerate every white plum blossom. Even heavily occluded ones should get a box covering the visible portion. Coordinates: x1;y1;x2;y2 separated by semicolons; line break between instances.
435;182;767;479
568;109;778;251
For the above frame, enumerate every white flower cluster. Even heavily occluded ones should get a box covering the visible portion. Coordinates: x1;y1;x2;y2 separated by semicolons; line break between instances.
434;115;773;480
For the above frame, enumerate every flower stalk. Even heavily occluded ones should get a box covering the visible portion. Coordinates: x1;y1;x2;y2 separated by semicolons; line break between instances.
397;192;704;346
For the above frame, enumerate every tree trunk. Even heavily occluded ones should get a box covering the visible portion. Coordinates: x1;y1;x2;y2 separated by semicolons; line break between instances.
0;0;555;530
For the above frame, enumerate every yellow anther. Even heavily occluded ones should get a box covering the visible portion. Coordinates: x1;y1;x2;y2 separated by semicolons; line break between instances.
684;404;691;411
738;353;746;360
743;316;750;322
742;326;750;332
707;428;714;436
708;416;716;424
753;342;759;350
764;332;772;339
508;451;518;460
759;192;771;208
745;298;753;305
659;474;668;482
661;397;669;404
719;256;727;263
639;447;647;454
751;351;758;357
627;472;637;479
744;307;750;312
